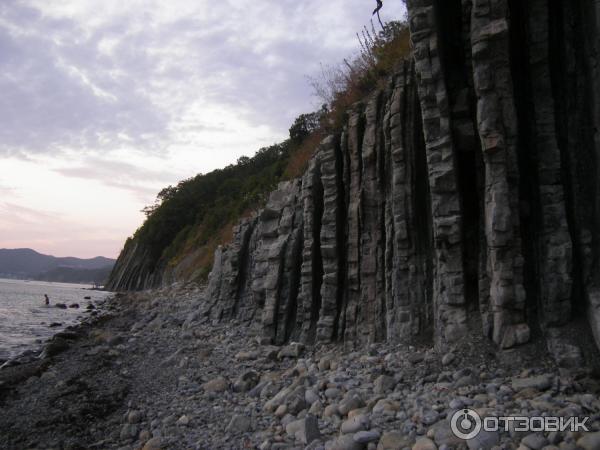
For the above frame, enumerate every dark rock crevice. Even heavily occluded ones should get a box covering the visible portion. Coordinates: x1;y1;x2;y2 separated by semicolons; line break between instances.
408;75;434;340
507;0;542;335
549;0;597;318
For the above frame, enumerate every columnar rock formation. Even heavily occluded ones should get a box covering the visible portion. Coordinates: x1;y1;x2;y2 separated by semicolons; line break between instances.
202;0;600;350
109;0;600;352
203;64;432;347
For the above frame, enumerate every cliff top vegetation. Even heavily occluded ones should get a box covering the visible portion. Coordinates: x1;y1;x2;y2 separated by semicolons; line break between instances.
115;19;411;283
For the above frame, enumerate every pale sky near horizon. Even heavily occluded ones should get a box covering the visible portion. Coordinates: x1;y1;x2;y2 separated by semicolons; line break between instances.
0;0;406;259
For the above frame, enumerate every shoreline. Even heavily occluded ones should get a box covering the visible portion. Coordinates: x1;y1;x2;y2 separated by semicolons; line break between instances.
0;295;111;368
0;286;599;450
0;294;116;390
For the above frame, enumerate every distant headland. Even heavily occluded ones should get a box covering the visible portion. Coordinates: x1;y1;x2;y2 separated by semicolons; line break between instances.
0;248;115;285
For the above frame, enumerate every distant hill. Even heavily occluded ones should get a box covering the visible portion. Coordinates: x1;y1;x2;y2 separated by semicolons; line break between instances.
0;248;115;284
35;266;113;284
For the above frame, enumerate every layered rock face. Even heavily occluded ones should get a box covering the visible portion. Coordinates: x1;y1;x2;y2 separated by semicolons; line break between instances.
107;240;162;292
203;0;600;350
203;62;431;347
109;0;600;352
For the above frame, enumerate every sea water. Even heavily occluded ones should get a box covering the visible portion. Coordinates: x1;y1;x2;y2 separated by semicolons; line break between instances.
0;278;112;361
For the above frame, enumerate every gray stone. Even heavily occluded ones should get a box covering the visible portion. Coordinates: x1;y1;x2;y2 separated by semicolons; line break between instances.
430;421;463;447
305;389;320;405
330;434;366;450
202;376;229;392
325;388;342;399
374;375;396;394
233;370;259;393
285;415;321;445
176;415;189;426
278;342;305;359
422;410;439;426
522;433;549;450
225;414;252;434
377;431;413;450
127;410;142;424
512;375;553;392
142;437;163;450
412;437;437;450
353;430;380;444
577;432;600;450
324;404;340;418
120;423;138;440
466;430;500;450
341;414;370;434
441;353;455;366
449;398;464;409
339;394;365;415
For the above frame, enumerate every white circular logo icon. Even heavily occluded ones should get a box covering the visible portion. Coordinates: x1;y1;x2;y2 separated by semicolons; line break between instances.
450;408;482;440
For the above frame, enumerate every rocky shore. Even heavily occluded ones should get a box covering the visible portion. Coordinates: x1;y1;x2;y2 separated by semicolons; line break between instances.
1;287;600;450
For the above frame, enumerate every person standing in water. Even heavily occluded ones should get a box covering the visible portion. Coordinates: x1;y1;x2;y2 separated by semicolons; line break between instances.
44;294;49;306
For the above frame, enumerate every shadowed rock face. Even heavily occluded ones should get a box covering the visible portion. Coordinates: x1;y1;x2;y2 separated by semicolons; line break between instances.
110;0;600;351
203;63;436;348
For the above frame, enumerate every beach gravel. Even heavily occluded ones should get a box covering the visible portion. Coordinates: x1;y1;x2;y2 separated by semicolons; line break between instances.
0;287;599;449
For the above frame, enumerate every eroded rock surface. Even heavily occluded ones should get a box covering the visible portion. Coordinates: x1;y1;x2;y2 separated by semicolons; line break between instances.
109;0;600;355
205;0;600;352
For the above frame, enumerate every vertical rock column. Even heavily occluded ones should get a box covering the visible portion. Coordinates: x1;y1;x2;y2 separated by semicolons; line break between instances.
275;185;304;344
384;63;423;341
298;159;322;343
460;0;491;338
342;108;365;346
358;93;386;345
206;218;256;321
315;136;342;342
255;181;301;344
470;0;529;348
407;0;467;346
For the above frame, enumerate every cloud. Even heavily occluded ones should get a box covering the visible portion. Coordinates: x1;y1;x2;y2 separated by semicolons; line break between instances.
0;202;56;223
0;201;124;257
0;183;16;196
0;0;405;159
53;156;182;200
0;0;406;258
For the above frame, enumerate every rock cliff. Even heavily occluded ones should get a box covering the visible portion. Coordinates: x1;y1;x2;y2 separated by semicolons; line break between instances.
110;0;600;353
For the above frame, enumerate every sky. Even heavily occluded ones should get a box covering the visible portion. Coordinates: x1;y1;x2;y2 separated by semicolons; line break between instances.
0;0;406;259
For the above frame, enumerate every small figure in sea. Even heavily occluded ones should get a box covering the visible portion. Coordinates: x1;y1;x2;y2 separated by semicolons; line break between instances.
44;294;50;306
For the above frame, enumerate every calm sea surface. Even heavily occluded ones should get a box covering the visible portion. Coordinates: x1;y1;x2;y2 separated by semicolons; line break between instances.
0;278;112;360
